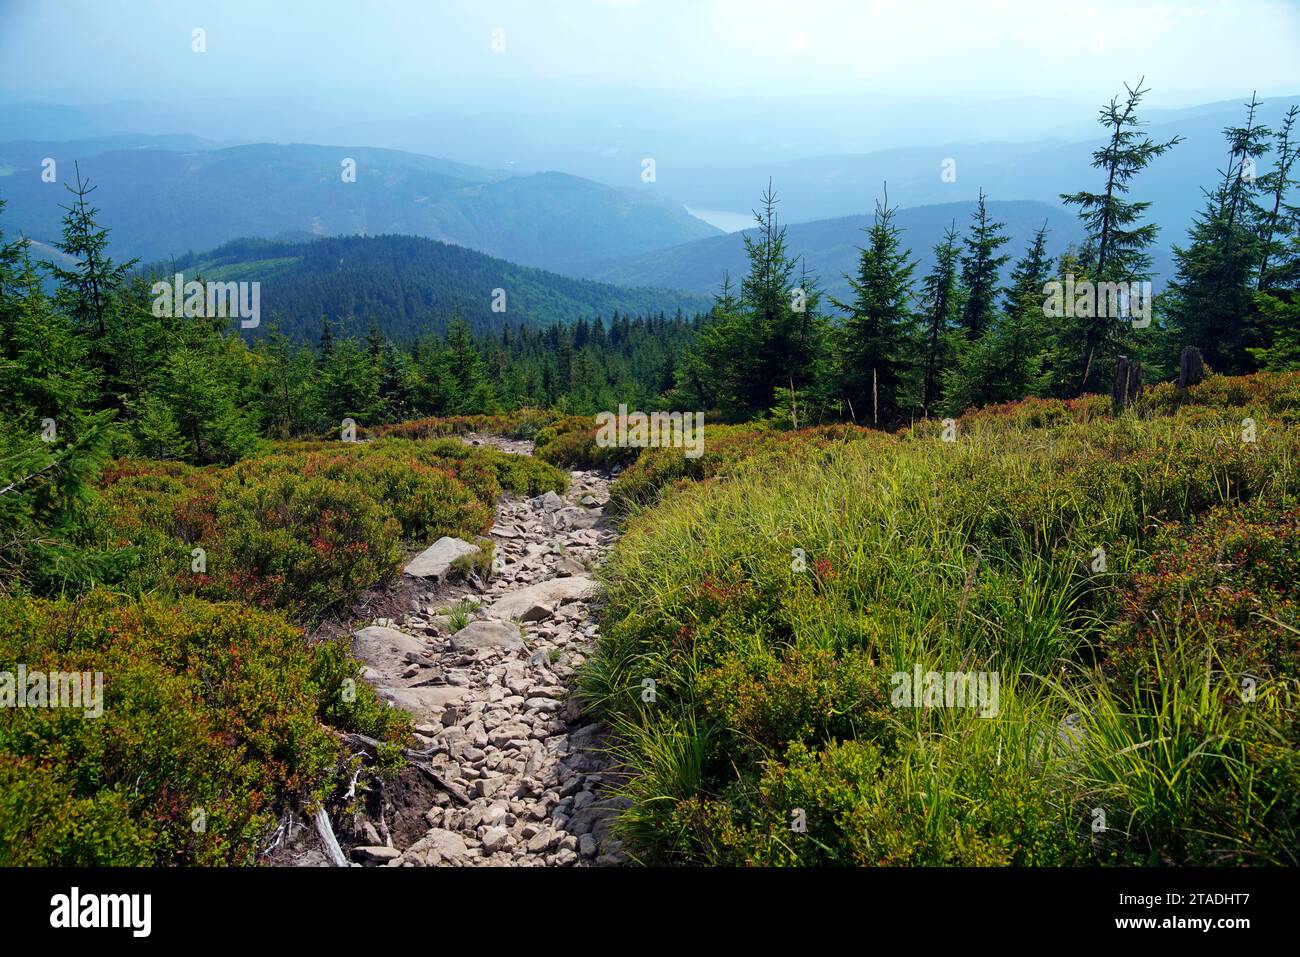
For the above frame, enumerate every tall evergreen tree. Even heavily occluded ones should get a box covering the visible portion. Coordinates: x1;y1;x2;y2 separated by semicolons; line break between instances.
1059;78;1181;392
958;190;1010;340
0;242;98;433
318;315;335;366
832;191;917;426
44;165;135;339
43;165;139;411
256;322;319;439
700;184;818;417
917;223;962;415
990;224;1053;401
318;337;381;426
1169;96;1275;373
1256;105;1300;292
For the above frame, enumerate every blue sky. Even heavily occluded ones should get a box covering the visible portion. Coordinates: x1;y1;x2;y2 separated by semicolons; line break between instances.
2;0;1298;107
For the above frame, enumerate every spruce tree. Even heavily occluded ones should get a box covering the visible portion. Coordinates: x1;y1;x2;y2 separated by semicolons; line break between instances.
1256;105;1300;291
990;224;1053;401
958;190;1010;340
45;164;135;338
43;166;140;412
318;337;381;427
1059;78;1180;392
1169;95;1274;373
701;184;817;417
256;323;318;439
318;315;335;365
0;243;98;433
377;338;417;420
917;223;961;415
832;191;918;426
443;311;496;413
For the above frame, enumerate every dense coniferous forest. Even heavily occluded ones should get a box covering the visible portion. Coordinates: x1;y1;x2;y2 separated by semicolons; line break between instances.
153;233;711;340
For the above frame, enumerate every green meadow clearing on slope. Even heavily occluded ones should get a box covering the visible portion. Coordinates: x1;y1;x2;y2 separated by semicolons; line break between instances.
579;371;1300;865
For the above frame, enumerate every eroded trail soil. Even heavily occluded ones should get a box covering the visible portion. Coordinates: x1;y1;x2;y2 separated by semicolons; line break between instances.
290;434;627;867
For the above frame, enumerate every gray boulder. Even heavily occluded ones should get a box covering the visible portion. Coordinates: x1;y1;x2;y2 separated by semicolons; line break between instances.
449;620;525;652
534;490;564;513
489;576;597;621
404;536;481;580
353;625;427;660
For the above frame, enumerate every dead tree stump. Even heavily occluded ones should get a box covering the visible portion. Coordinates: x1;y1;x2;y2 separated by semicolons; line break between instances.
1111;356;1143;414
1177;346;1205;391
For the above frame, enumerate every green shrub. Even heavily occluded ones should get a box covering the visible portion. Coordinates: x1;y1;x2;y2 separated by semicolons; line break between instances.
79;434;563;622
208;472;405;620
534;423;639;470
0;590;406;865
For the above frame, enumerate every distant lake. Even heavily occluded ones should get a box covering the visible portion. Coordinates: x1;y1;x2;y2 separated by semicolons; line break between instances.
685;207;754;233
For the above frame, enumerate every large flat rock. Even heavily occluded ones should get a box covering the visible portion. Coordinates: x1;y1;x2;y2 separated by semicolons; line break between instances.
552;506;601;530
449;620;524;652
404;536;481;580
488;576;598;621
354;625;428;660
376;685;468;713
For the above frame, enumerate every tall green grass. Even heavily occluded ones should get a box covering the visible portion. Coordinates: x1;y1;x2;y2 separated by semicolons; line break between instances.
583;372;1300;865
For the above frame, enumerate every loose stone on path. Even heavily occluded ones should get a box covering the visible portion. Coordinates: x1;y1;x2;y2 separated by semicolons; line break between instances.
340;432;627;867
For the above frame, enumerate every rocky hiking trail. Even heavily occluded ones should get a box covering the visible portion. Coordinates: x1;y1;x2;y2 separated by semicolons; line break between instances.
292;433;628;867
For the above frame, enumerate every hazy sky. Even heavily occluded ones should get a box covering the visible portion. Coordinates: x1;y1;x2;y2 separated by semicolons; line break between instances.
2;0;1298;108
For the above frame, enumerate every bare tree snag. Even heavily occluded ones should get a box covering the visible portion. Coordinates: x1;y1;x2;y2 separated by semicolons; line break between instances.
1177;346;1205;391
1111;356;1144;414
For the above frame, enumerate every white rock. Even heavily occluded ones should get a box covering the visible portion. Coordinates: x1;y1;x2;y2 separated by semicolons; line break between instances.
481;826;511;852
404;536;482;580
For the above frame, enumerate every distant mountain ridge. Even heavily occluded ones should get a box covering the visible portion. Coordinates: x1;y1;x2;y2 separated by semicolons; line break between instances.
649;94;1300;240
576;199;1131;304
0;138;721;271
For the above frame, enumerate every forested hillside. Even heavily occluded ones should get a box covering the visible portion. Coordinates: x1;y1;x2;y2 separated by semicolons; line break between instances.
153;233;710;340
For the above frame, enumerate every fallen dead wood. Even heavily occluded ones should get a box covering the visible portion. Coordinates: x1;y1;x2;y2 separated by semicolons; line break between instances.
314;806;350;867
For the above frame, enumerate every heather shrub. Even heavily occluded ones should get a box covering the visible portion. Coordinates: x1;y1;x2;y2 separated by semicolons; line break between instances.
206;472;404;620
534;423;639;470
80;433;562;621
0;590;405;866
